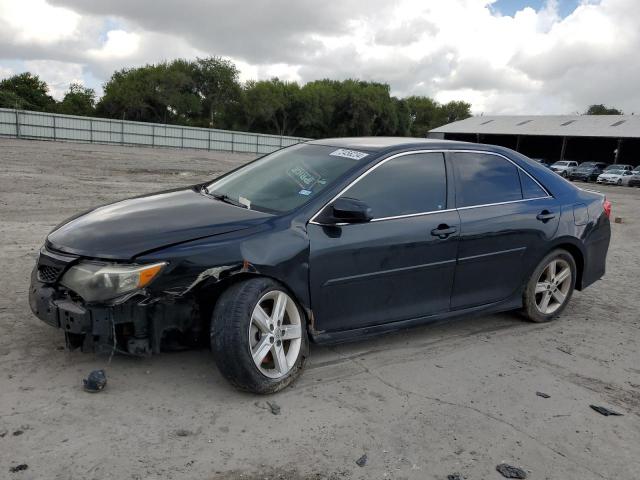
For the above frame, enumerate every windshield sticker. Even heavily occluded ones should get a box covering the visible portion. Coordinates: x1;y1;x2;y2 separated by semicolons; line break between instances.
239;196;251;209
329;148;369;160
288;164;321;189
298;189;312;196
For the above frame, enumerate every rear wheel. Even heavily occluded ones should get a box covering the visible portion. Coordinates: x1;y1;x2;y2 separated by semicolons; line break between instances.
211;278;308;393
522;249;576;323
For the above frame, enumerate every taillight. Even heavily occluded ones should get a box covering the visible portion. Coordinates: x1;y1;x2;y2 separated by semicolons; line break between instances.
603;198;612;218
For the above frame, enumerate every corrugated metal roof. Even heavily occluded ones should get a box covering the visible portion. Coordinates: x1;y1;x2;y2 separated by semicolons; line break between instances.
429;115;640;138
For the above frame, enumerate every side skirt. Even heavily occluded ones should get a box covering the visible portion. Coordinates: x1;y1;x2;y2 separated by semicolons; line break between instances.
309;294;523;345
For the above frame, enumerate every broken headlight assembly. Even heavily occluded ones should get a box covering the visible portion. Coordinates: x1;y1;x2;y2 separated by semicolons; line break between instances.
60;261;167;303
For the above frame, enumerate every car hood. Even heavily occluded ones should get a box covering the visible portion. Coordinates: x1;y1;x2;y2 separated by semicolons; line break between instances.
47;188;272;260
599;173;621;178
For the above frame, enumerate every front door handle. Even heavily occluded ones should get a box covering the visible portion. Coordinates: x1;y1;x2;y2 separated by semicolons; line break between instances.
536;210;556;222
431;224;457;239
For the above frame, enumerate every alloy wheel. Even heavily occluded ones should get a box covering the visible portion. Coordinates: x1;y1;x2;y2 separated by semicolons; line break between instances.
534;258;572;315
248;290;302;379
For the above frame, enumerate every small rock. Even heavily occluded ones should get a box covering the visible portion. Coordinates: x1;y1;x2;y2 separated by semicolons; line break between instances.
9;464;28;473
175;429;192;437
83;369;107;393
614;217;623;224
590;405;622;416
266;401;281;415
496;463;527;479
12;430;23;436
0;428;7;438
447;474;462;480
355;454;367;467
556;345;573;355
536;391;551;398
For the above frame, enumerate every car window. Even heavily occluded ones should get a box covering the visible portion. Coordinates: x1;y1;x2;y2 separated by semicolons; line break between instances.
519;171;547;199
206;144;366;213
340;152;447;219
452;152;523;207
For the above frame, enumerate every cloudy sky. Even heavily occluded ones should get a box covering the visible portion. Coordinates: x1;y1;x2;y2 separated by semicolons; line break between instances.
0;0;637;114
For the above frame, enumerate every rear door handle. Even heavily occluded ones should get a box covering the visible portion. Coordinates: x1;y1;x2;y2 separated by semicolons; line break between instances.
536;211;556;222
431;224;457;239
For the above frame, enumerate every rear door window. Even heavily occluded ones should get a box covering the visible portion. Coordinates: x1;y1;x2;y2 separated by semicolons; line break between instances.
341;152;447;219
451;152;523;207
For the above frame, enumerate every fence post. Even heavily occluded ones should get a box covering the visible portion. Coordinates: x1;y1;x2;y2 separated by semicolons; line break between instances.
53;115;57;141
120;120;124;145
231;133;235;153
181;127;184;148
280;136;283;148
208;129;211;151
89;118;93;143
255;135;259;154
15;109;20;138
152;125;155;147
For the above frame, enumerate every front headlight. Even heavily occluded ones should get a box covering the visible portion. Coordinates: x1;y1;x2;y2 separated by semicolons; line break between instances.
60;261;167;303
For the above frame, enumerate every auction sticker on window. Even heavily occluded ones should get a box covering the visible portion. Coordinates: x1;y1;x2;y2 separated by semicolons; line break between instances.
329;149;369;160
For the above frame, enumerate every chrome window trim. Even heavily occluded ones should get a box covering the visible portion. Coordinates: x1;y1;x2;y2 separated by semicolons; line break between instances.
308;149;552;226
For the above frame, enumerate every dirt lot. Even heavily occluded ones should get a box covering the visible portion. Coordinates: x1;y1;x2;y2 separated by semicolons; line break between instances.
0;138;638;480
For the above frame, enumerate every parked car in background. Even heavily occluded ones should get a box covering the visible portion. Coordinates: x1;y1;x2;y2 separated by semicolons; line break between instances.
569;162;608;182
28;138;612;393
603;164;633;172
531;158;552;168
597;168;633;185
550;160;578;177
624;166;640;187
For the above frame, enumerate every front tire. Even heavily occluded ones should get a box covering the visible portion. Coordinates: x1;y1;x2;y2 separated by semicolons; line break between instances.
522;249;576;323
211;278;308;394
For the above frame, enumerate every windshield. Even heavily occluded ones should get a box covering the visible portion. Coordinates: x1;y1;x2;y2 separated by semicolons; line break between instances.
576;166;594;171
553;161;569;166
606;169;624;175
605;164;625;171
205;144;368;213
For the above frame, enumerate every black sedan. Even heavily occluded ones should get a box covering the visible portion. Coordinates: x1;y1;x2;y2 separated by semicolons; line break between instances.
29;138;611;393
569;161;608;182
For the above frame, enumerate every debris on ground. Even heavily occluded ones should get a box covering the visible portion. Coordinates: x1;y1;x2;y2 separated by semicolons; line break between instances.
12;430;23;436
556;345;573;355
614;217;623;224
9;464;28;473
355;454;367;467
536;391;551;398
496;463;527;479
0;428;7;438
175;429;192;437
83;369;107;393
590;405;623;416
447;474;463;480
267;401;281;415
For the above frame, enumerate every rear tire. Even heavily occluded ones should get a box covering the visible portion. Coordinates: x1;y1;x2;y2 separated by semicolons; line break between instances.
211;278;308;394
522;249;576;323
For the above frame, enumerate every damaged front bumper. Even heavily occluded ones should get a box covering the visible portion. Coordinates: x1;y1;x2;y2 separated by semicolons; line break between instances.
28;267;199;355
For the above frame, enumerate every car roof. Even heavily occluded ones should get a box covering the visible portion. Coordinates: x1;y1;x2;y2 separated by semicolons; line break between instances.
307;137;471;153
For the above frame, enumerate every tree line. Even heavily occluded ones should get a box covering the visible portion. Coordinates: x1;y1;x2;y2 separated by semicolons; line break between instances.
0;57;472;138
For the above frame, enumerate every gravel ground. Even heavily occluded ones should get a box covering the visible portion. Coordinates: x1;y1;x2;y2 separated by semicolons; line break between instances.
0;138;638;480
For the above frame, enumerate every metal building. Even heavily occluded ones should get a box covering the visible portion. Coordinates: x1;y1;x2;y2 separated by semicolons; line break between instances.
428;115;640;165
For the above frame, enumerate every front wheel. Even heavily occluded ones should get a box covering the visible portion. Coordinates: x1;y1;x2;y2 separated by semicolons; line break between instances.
211;278;308;394
522;250;576;323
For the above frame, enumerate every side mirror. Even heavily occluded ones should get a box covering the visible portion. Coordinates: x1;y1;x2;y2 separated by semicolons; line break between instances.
317;197;373;224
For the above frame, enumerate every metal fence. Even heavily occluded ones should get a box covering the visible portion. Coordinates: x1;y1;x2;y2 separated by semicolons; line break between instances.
0;108;309;154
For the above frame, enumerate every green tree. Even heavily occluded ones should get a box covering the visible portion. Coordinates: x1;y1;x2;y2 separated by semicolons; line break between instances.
58;83;96;116
243;78;302;136
585;104;623;115
193;57;241;128
0;72;56;111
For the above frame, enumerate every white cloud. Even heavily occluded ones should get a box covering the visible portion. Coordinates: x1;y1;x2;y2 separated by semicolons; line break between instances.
1;0;639;115
0;0;79;44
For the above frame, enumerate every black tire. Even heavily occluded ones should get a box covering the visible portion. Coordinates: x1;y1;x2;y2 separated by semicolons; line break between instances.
561;171;568;178
211;277;309;394
522;249;577;323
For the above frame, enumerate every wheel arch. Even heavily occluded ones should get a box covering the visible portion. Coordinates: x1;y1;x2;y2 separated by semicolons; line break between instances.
547;240;585;290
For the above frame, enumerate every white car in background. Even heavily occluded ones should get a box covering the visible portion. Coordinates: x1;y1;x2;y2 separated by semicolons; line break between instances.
597;168;633;185
623;166;640;186
550;160;578;177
